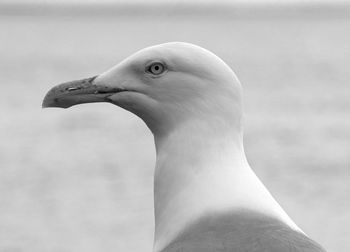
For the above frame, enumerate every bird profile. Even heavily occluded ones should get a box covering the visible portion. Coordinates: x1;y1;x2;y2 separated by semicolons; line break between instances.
43;42;326;252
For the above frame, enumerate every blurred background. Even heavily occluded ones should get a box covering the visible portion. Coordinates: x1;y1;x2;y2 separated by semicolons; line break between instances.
1;0;350;251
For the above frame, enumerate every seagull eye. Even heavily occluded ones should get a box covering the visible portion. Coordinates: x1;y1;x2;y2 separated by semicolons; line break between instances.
147;62;166;75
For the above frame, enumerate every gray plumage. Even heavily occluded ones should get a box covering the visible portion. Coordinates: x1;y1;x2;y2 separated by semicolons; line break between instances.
163;210;326;252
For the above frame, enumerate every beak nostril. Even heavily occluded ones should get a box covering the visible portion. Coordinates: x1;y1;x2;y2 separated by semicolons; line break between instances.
66;87;82;92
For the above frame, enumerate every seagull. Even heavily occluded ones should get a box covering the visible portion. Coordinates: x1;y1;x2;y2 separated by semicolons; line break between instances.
42;42;326;252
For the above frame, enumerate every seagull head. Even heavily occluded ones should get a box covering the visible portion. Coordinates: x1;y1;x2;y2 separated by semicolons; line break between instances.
43;42;243;135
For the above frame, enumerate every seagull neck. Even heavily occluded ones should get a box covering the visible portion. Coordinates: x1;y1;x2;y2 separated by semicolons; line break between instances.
152;121;300;252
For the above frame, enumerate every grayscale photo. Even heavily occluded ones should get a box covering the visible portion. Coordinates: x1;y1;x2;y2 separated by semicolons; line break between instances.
1;0;349;251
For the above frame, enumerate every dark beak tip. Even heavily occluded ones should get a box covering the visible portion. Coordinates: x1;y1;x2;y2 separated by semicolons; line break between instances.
41;98;50;108
42;94;55;108
42;98;70;109
42;97;50;108
42;75;101;109
41;93;68;109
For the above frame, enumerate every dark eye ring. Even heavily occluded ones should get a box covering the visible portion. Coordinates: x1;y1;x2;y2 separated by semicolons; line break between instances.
147;62;166;75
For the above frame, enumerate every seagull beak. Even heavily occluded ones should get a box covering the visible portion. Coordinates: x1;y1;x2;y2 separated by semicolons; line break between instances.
42;75;125;108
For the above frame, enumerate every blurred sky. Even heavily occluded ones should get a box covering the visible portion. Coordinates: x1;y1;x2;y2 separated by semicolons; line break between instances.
1;0;350;4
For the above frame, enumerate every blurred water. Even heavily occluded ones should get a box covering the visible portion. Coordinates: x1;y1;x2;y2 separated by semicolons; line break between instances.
0;11;349;252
